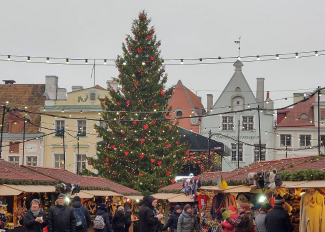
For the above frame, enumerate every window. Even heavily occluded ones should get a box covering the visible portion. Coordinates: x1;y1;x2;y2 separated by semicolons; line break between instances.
27;156;37;166
231;143;243;162
280;134;292;147
77;120;87;136
76;154;87;174
55;120;65;137
300;135;311;147
242;116;254;131
222;116;234;131
254;144;266;161
10;121;21;133
9;141;19;153
9;156;20;166
321;109;325;121
321;135;325;147
176;110;183;117
232;96;244;111
54;154;64;168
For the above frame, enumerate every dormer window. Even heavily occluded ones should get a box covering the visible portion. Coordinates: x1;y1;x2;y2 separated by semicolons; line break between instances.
299;113;308;119
175;110;183;117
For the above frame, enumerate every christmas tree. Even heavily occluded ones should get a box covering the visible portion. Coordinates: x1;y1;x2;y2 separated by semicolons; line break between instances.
89;11;188;194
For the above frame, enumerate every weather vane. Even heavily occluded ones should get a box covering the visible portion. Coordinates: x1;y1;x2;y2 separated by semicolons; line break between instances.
234;36;241;58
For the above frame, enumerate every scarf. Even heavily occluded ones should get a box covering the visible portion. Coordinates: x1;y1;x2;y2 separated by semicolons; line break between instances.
31;209;40;217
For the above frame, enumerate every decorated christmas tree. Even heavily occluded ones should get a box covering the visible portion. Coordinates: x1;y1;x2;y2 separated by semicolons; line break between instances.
89;11;188;194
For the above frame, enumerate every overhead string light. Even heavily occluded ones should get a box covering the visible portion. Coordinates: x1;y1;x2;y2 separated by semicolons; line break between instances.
46;57;50;63
7;55;11;61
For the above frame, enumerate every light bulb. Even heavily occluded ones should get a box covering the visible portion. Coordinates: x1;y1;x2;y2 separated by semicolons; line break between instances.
104;59;107;65
295;53;299;58
142;60;145;65
276;54;279;60
256;55;260;61
180;59;183;64
199;58;202;62
85;59;88;64
27;56;31;62
315;51;318;56
7;55;11;61
66;58;69;64
46;57;50;63
123;60;126;65
237;56;241;60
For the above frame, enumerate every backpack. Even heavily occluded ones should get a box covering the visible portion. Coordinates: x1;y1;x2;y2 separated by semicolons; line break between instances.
93;215;105;230
274;174;283;187
72;207;86;228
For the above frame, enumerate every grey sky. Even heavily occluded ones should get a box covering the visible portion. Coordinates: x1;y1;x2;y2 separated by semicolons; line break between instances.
0;0;324;109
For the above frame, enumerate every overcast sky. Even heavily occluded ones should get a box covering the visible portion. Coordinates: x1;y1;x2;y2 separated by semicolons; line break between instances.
0;0;324;109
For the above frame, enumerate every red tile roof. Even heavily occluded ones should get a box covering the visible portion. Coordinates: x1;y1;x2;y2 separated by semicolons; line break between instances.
23;165;140;194
94;85;105;90
0;159;55;183
159;155;322;191
277;96;315;127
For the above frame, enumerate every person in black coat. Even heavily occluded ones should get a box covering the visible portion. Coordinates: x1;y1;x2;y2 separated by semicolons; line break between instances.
139;195;163;232
162;205;182;232
265;195;294;232
94;203;112;232
23;199;47;232
71;196;91;232
47;193;76;232
113;206;125;232
124;206;132;232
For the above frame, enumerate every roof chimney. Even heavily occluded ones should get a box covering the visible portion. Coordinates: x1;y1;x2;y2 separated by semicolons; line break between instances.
256;78;265;105
207;94;213;111
266;91;270;99
2;80;16;84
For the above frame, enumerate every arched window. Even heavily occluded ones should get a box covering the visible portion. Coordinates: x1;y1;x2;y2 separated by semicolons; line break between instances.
176;110;183;117
235;87;241;92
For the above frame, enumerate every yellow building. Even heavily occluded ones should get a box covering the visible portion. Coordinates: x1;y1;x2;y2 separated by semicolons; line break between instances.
41;76;114;173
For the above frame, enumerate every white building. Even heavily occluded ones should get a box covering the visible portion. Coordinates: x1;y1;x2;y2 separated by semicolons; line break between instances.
200;60;275;171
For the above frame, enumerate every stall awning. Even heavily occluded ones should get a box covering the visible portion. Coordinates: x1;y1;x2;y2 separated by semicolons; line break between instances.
4;185;55;193
0;185;22;196
70;191;94;199
81;190;122;197
223;185;252;193
291;181;325;188
168;194;194;203
124;196;143;201
152;193;181;200
280;181;309;188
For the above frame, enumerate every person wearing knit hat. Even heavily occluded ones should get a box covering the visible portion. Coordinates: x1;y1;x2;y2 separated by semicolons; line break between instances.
255;203;272;232
113;205;125;232
177;204;200;232
221;206;238;232
162;205;182;232
222;203;254;232
72;195;91;232
265;195;294;232
23;199;47;232
94;203;112;232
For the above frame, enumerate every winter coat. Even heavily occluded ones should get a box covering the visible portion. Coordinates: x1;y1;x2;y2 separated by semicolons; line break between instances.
124;210;132;227
265;206;294;232
113;211;125;230
139;195;160;232
94;208;112;232
162;211;181;231
221;213;238;232
48;204;76;232
72;201;91;232
23;209;47;232
255;211;267;232
226;211;254;232
176;210;200;232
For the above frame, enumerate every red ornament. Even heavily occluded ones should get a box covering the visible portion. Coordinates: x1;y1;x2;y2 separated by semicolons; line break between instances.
105;157;109;162
160;129;163;133
126;100;130;105
96;130;98;133
141;72;144;76
133;121;137;125
175;141;179;145
186;150;190;155
128;46;131;50
160;180;163;184
160;90;165;95
143;125;149;130
111;145;116;149
121;131;125;135
167;144;171;148
141;14;145;18
153;103;157;107
150;56;155;61
110;89;114;93
151;158;156;163
133;82;139;87
140;138;146;144
146;60;150;64
139;153;145;159
88;161;92;165
190;156;195;160
162;69;165;73
131;89;135;93
153;120;157;124
169;126;173;130
134;36;138;40
158;42;161;46
118;103;121;106
166;171;171;176
124;151;129;156
113;172;117;176
137;48;142;53
107;166;110;169
125;37;128;41
171;179;175;184
118;68;121;71
197;161;201;164
165;115;170;119
147;35;152;40
157;161;162;166
151;30;155;34
100;102;104;106
140;173;144;177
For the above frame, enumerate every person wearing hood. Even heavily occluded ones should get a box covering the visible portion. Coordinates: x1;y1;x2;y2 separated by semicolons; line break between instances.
124;206;132;232
48;193;76;232
113;206;126;232
139;195;163;232
222;203;254;232
221;206;239;232
162;205;182;232
94;203;112;232
23;199;47;232
71;196;91;232
177;204;200;232
255;203;272;232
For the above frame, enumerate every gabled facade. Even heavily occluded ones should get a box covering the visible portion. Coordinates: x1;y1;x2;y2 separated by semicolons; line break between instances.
200;61;275;171
275;92;325;158
168;80;205;133
0;81;45;166
40;76;112;173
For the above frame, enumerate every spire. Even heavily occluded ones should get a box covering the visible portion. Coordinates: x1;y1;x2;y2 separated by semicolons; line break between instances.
233;60;243;71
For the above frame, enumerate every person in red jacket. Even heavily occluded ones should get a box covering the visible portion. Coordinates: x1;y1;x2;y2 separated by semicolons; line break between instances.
221;206;238;232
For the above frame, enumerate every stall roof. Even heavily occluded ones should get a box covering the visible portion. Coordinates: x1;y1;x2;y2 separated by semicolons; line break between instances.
4;185;55;193
152;193;182;200
81;190;123;197
0;185;22;196
289;181;325;188
23;166;140;195
124;196;143;201
70;191;94;199
168;194;194;203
